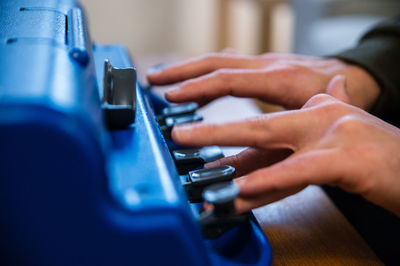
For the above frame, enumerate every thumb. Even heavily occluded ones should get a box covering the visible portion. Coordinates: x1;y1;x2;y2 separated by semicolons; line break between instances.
326;75;350;104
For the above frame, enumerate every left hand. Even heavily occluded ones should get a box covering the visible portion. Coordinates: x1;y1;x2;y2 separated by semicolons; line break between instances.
147;52;380;110
172;75;400;217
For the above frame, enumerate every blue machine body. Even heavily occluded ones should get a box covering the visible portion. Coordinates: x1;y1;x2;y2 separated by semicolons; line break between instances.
0;1;272;265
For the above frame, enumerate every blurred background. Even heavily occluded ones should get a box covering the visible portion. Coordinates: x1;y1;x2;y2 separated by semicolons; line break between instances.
80;0;400;111
81;0;400;57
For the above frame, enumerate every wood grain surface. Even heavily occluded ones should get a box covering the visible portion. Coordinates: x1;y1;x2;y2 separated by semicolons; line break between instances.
254;186;383;265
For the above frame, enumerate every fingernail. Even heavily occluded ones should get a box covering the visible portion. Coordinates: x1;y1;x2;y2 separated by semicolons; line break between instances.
146;63;166;76
166;88;179;96
171;125;192;140
146;69;160;77
165;88;182;100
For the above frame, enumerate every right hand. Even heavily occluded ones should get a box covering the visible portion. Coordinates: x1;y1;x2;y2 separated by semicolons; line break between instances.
171;76;400;216
147;52;380;110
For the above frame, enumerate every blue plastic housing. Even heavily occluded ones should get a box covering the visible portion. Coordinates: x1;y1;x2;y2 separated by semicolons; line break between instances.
0;1;272;265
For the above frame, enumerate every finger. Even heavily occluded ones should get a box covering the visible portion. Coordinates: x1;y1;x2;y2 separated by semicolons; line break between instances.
326;75;350;104
172;111;312;150
235;186;304;214
238;149;341;197
204;148;292;177
165;66;300;105
165;68;277;104
147;53;259;85
234;149;341;212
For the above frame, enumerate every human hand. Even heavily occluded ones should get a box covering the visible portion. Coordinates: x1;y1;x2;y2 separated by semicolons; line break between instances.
147;52;380;110
172;76;400;217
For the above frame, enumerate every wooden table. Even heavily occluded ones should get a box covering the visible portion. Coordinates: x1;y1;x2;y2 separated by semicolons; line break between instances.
255;187;382;265
135;56;383;266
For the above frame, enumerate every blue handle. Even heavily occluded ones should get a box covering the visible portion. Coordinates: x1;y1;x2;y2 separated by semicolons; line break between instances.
67;8;90;65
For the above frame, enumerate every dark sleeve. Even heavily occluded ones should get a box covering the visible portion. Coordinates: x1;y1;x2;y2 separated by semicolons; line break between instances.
333;15;400;127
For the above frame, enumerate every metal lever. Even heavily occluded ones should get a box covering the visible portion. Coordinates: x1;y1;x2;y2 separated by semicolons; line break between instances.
182;165;235;203
199;181;248;239
157;102;199;124
101;59;137;129
173;146;224;174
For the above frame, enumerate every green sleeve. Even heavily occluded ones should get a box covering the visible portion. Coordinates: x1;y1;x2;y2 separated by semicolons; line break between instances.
333;16;400;126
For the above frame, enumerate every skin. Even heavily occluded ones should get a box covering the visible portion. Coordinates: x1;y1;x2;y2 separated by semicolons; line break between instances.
147;52;380;110
147;52;400;217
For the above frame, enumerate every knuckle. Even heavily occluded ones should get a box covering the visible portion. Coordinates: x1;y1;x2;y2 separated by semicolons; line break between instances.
205;123;220;138
248;115;268;130
304;93;332;107
201;53;220;66
248;115;272;147
339;145;377;194
212;69;232;85
306;96;349;115
213;68;231;77
331;115;364;134
203;52;231;66
281;64;299;73
259;52;287;63
180;78;199;89
321;101;345;113
230;154;241;168
265;64;297;75
202;52;218;60
357;177;375;196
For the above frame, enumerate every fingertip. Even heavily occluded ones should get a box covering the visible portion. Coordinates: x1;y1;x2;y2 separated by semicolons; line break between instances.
326;74;350;103
332;74;346;88
146;72;163;85
146;65;166;83
234;177;257;214
165;89;181;102
171;125;183;141
147;63;166;75
204;160;221;168
146;68;160;76
234;198;252;214
338;74;346;83
171;124;193;144
165;79;198;102
234;173;261;196
203;202;213;211
233;176;247;187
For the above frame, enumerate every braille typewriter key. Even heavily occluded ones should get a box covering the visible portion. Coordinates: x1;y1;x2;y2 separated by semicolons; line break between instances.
182;165;235;203
160;113;203;139
199;182;248;239
165;113;203;127
157;102;199;124
173;146;224;174
203;181;239;216
157;102;200;127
